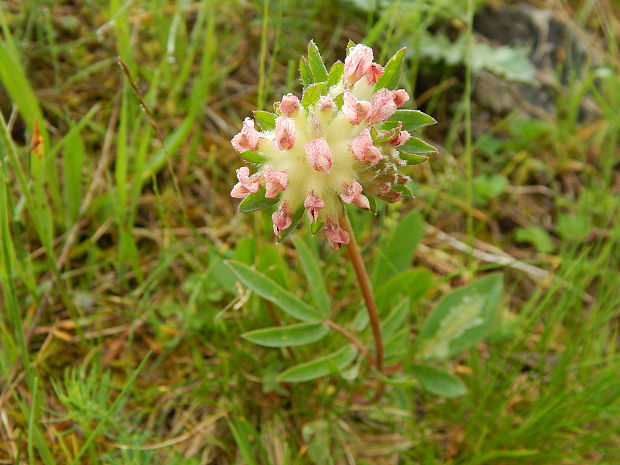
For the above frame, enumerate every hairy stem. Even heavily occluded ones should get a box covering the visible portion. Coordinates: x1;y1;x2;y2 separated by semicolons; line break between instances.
340;213;385;396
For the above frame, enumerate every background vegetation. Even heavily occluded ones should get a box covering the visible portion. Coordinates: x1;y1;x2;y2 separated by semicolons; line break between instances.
0;0;618;463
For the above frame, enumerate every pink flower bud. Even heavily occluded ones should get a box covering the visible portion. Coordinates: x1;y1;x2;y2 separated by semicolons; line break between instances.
275;116;296;150
324;221;350;250
272;202;292;238
367;88;397;124
344;44;374;83
264;167;288;198
318;96;334;111
230;166;260;199
231;118;260;152
393;89;409;108
303;191;325;223
279;94;300;116
340;180;370;209
365;63;384;84
342;92;371;125
305;137;332;172
351;129;382;164
388;130;411;147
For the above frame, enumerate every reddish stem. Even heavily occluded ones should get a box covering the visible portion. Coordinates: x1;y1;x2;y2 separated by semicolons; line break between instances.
340;213;385;401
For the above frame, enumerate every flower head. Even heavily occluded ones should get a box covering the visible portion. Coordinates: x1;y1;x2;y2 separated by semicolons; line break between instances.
230;42;436;248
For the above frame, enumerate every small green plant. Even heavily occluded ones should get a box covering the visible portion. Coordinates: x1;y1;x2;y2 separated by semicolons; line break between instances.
226;41;504;401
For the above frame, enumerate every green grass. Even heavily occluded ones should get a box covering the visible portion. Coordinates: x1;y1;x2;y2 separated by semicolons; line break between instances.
1;0;619;464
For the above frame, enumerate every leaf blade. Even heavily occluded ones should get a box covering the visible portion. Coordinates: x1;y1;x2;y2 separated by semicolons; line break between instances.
242;322;329;347
238;189;279;212
410;365;467;398
388;109;437;131
277;345;357;382
291;237;331;317
417;274;503;360
226;260;322;322
374;47;406;91
253;111;276;131
307;40;329;82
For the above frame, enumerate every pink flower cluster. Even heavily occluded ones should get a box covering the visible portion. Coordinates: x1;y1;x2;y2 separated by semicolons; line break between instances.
229;43;422;249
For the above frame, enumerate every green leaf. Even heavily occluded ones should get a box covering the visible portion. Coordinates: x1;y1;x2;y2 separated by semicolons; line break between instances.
279;206;304;241
372;211;424;283
556;213;591;241
381;299;409;340
301;83;325;108
376;121;400;131
398;152;430;165
388;109;437;131
234;237;257;265
374;47;406;91
277;345;357;382
398;137;437;154
410;365;467;398
392;183;415;198
257;244;290;289
376;268;433;311
307;40;328;82
373;124;401;144
299;57;313;89
515;226;555;254
225;261;322;322
238;188;279;212
253;111;276;130
239;150;267;164
311;220;324;235
327;61;344;87
368;196;378;214
417;274;503;360
333;93;344;109
302;420;330;465
227;418;266;465
291;237;331;317
242;322;329;347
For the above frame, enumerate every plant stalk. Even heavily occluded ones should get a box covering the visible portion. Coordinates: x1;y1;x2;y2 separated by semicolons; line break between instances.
340;213;385;392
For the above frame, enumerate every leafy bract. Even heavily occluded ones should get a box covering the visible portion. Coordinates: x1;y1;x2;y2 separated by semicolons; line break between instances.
238;189;279;212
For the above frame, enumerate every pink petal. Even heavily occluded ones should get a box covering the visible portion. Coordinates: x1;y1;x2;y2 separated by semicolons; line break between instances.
230;182;249;199
264;167;288;198
368;88;397;124
351;129;382;164
230;166;260;198
305;137;332;173
388;130;411;147
324;221;350;250
318;96;334;111
344;44;374;82
342;92;371;125
275;116;296;150
393;89;409;108
365;63;384;84
279;94;300;116
231;118;260;152
303;191;325;223
272;202;292;238
340;180;370;209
